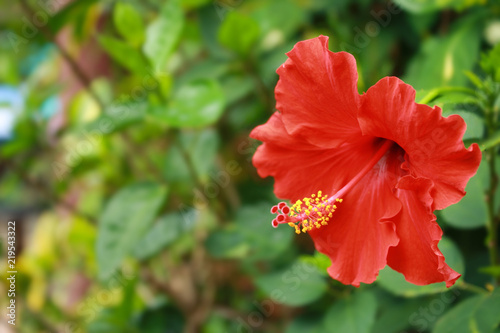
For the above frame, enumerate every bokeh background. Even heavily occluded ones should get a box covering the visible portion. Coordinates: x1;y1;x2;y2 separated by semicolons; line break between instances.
1;0;500;332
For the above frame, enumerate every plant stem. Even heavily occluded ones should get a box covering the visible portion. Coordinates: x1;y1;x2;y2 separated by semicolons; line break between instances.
457;281;489;295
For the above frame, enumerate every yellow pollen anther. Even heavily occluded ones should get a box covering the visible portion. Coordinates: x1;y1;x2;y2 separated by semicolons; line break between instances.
278;190;343;234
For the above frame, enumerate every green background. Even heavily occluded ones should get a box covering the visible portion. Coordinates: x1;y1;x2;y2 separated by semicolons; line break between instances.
1;0;500;332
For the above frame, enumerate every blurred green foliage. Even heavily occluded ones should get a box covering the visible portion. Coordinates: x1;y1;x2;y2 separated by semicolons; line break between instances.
1;0;500;332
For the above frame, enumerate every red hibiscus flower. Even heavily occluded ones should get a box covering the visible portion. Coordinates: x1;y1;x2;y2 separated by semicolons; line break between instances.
250;36;482;287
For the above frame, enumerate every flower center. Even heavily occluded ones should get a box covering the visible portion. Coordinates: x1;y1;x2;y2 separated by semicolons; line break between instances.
270;139;394;234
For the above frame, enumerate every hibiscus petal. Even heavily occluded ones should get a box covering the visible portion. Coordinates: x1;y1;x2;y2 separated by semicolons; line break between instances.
388;176;461;287
275;35;362;149
250;111;384;201
358;77;482;210
309;147;403;287
250;112;317;151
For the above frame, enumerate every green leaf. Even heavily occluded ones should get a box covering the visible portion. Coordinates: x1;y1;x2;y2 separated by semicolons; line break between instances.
202;314;229;333
298;252;331;276
286;314;324;333
181;0;211;9
98;35;148;74
432;93;480;111
481;42;500;82
47;0;99;34
152;79;226;128
226;99;266;131
68;217;97;266
67;90;100;126
404;14;484;90
257;41;295;86
205;228;249;259
177;59;229;87
433;289;500;333
255;261;328;307
205;203;294;260
354;23;397;88
113;3;145;47
163;128;220;183
218;11;260;56
251;0;305;50
324;291;377;333
464;70;484;89
220;75;256;105
406;12;440;36
394;0;485;13
132;211;196;260
87;280;139;333
85;101;147;135
198;5;232;58
143;0;184;71
377;237;465;297
235;203;294;261
441;161;487;229
96;182;168;281
373;294;445;333
417;86;478;105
